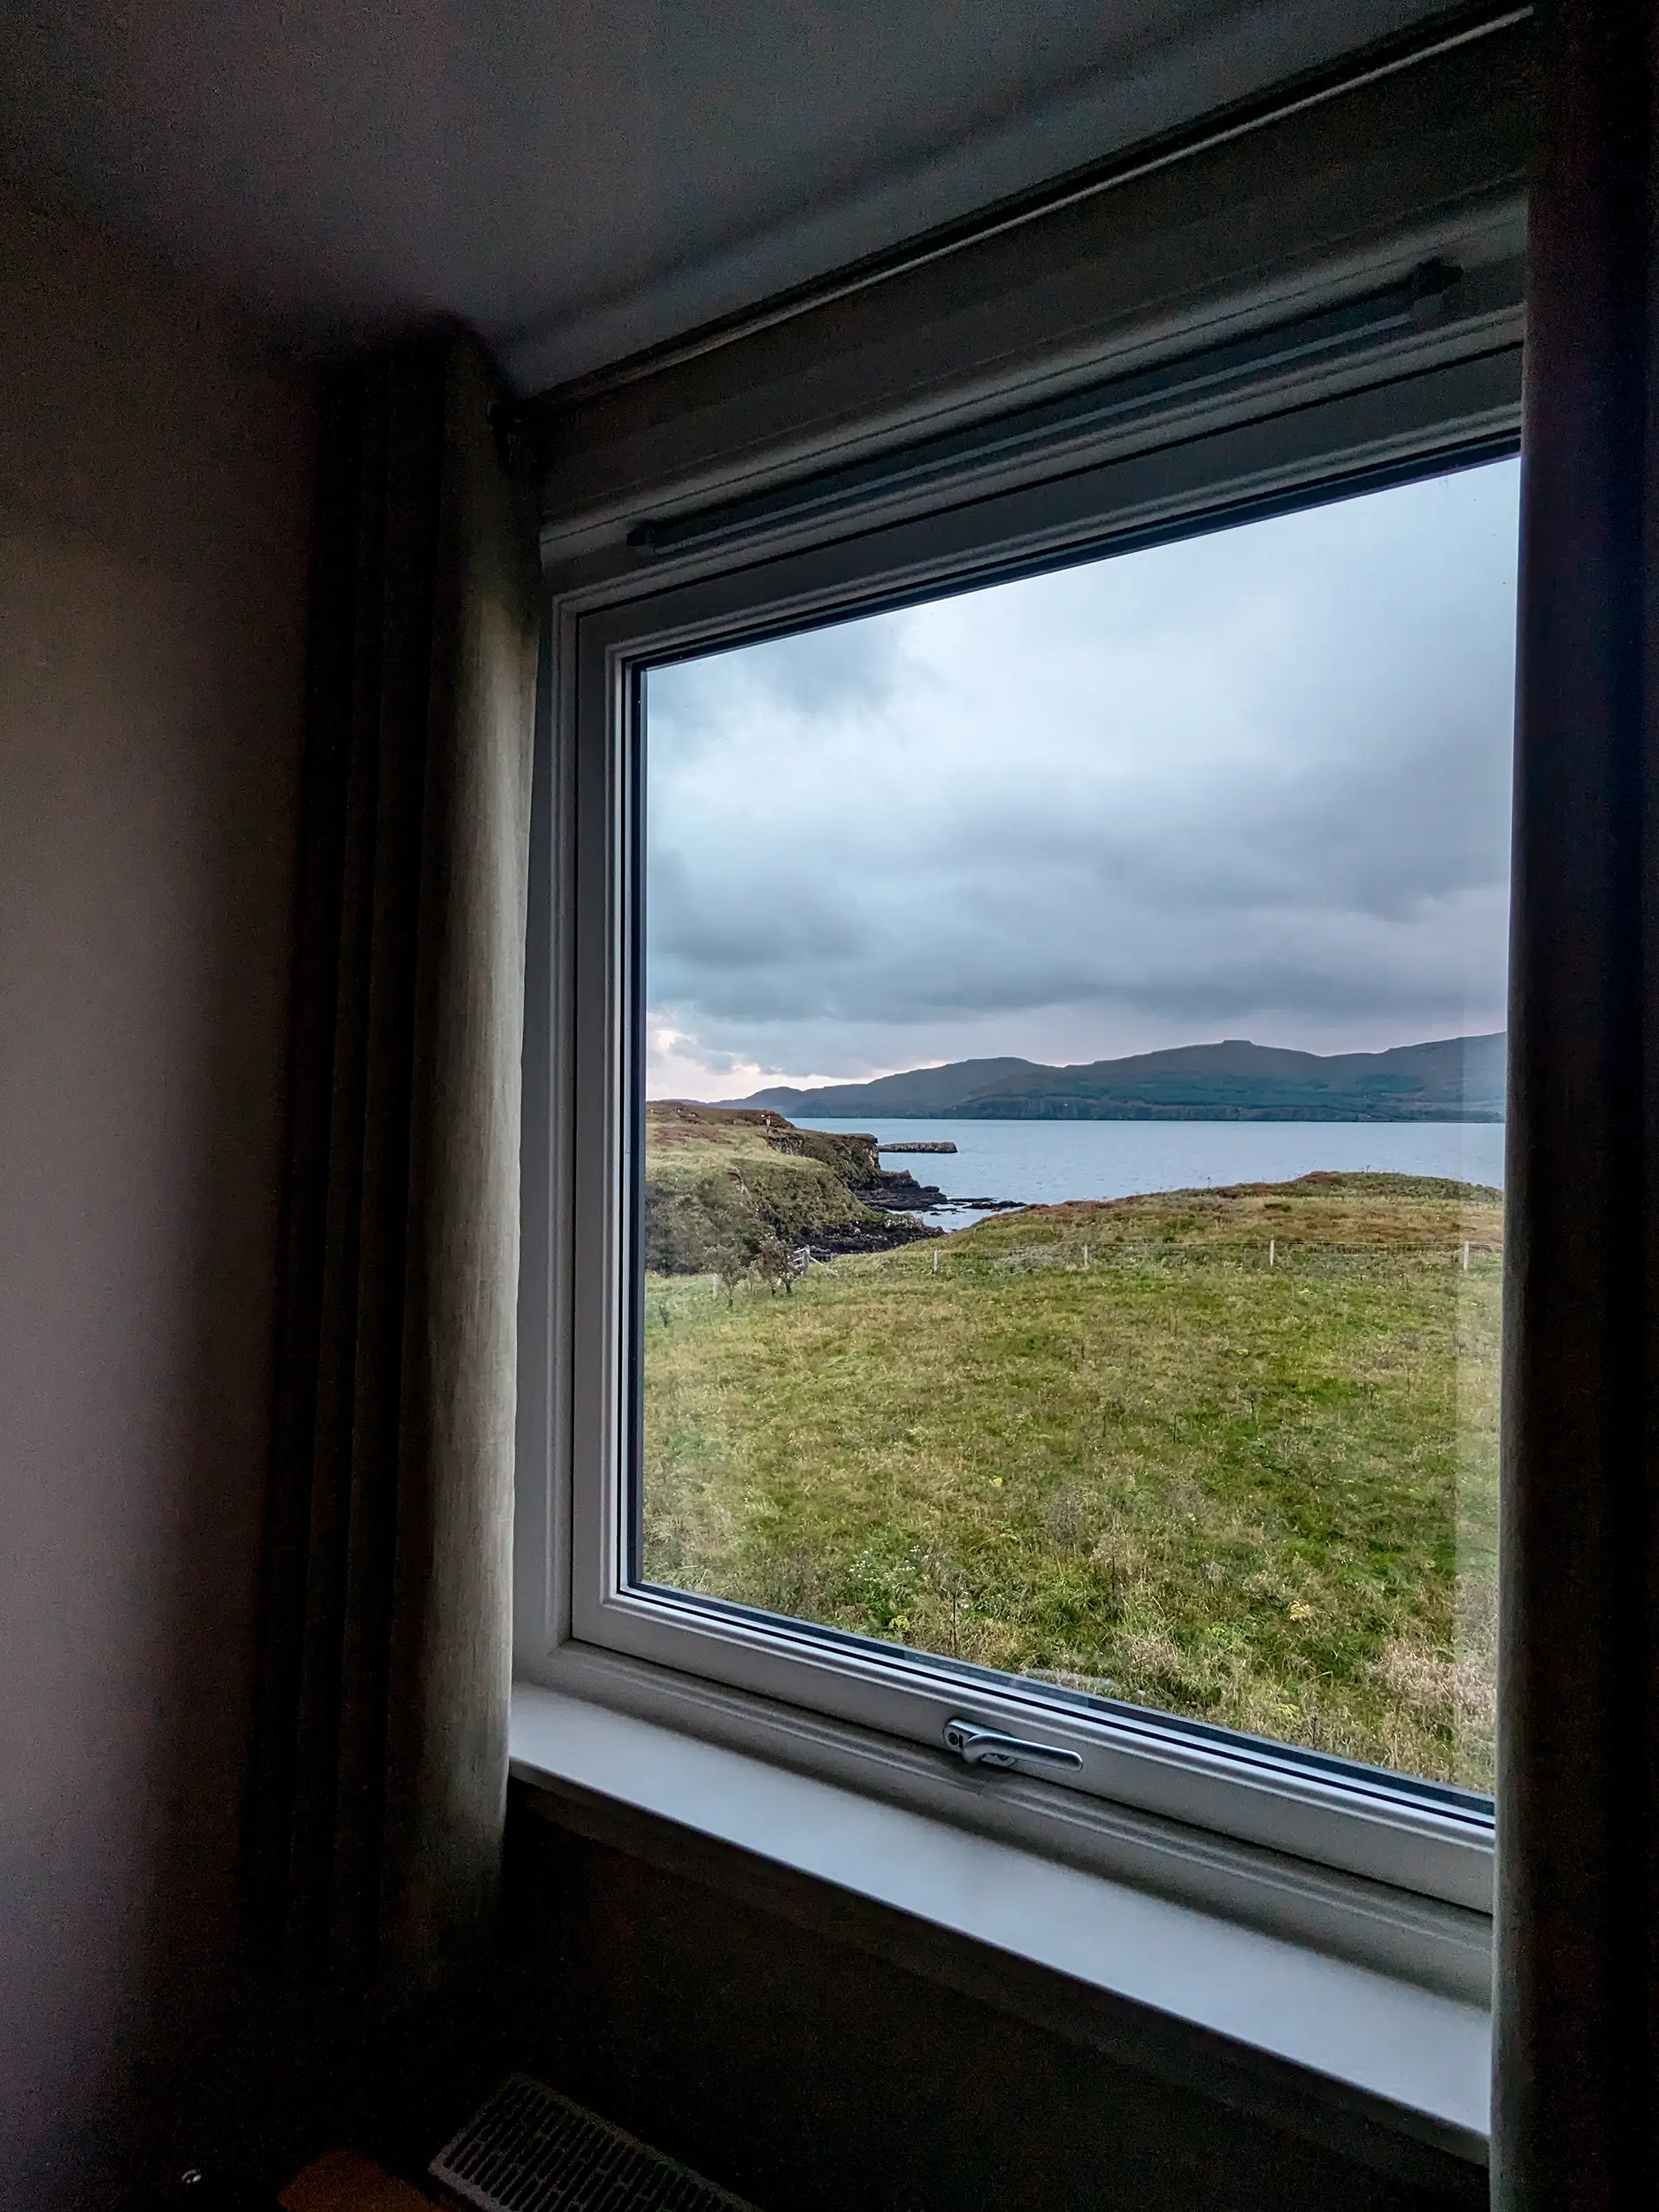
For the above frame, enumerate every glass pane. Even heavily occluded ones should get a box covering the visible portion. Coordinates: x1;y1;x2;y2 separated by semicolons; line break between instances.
638;461;1515;1793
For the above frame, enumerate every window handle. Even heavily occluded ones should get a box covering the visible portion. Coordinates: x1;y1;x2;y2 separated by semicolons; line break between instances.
943;1718;1084;1775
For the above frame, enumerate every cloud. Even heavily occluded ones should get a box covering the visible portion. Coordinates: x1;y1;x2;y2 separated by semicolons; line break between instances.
644;458;1518;1096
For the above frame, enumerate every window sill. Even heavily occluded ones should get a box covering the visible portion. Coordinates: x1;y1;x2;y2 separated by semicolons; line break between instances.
510;1683;1488;2177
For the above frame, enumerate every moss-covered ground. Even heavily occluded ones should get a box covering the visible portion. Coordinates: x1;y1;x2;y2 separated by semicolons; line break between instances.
641;1171;1502;1790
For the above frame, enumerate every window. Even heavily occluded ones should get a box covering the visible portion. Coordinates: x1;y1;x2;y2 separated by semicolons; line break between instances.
640;459;1513;1805
519;231;1525;1938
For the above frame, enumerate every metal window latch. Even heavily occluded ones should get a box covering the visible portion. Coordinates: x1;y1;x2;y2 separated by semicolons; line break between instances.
943;1717;1083;1775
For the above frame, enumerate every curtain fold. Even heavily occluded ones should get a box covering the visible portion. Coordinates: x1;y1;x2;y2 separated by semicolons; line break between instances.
1494;1;1659;2201
250;330;539;2001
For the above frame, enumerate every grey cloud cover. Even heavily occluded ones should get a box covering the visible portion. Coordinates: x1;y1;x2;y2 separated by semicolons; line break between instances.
644;459;1519;1098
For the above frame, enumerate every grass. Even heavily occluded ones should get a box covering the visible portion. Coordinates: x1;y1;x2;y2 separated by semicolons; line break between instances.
641;1171;1502;1791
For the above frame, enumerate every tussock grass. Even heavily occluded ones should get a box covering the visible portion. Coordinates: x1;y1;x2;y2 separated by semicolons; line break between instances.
641;1171;1502;1790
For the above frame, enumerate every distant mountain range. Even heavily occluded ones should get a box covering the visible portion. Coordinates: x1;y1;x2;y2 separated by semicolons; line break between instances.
733;1034;1507;1122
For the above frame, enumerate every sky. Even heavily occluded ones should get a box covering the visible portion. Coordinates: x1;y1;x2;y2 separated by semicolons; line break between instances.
643;457;1520;1101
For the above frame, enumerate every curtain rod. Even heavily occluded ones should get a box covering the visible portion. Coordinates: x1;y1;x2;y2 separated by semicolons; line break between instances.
496;0;1532;452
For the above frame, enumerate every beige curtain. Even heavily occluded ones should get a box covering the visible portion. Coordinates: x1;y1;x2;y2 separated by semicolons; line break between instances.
250;330;538;2000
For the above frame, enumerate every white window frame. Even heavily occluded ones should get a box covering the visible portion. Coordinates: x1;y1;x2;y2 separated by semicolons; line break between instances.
515;327;1520;1998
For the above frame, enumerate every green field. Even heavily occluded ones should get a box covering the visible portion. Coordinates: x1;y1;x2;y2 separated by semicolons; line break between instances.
641;1168;1502;1791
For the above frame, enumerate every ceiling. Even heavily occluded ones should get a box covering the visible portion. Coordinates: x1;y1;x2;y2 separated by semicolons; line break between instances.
2;0;1471;392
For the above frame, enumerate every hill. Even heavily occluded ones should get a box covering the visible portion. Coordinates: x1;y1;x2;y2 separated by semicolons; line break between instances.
736;1033;1505;1122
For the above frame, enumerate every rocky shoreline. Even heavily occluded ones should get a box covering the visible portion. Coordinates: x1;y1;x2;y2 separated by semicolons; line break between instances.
645;1102;1022;1275
852;1168;1024;1228
853;1169;948;1211
796;1217;941;1261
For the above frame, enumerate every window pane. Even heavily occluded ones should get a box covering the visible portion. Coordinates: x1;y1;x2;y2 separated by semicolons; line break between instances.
639;461;1515;1793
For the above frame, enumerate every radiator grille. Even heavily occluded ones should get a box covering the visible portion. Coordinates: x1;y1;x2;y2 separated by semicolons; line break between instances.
429;2075;761;2212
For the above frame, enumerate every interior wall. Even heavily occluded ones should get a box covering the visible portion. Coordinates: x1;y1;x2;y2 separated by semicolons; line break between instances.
0;179;312;2208
504;1795;1486;2212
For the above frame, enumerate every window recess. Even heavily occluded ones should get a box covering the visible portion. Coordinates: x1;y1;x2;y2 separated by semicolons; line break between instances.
518;4;1531;575
515;12;1530;1968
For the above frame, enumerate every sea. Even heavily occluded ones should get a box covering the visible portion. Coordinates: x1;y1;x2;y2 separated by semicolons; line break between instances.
794;1118;1507;1231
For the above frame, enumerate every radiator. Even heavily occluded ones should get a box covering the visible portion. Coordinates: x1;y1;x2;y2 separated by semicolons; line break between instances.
429;2075;761;2212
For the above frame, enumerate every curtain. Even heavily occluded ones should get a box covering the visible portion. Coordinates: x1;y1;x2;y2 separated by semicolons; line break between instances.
1494;1;1659;2202
249;330;539;2001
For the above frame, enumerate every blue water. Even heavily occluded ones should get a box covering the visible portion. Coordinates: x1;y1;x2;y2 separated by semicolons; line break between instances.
795;1118;1506;1230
